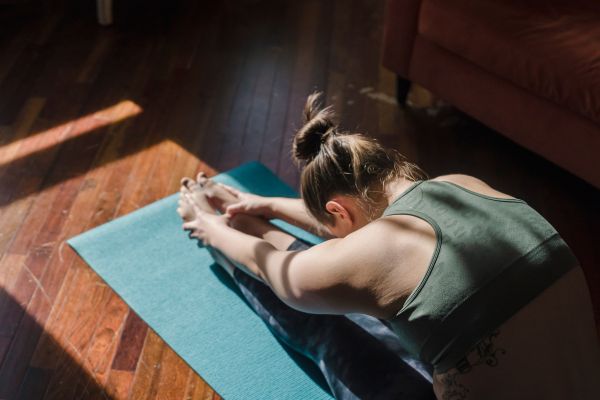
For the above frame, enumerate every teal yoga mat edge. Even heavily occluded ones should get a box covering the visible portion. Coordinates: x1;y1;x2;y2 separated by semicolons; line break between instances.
66;161;332;400
65;237;227;398
66;239;332;400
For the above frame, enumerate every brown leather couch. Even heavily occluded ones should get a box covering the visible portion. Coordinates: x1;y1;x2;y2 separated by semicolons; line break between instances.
382;0;600;189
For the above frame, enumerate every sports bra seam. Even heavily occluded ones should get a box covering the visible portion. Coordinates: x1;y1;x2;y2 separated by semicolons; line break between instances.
384;209;443;317
436;180;526;203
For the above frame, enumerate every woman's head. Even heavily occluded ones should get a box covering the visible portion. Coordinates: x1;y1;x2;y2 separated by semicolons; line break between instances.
293;91;428;237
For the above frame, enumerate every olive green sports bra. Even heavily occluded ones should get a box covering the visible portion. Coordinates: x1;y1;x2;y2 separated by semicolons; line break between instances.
383;179;578;372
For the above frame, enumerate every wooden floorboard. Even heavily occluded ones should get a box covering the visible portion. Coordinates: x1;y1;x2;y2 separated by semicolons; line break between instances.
0;0;598;398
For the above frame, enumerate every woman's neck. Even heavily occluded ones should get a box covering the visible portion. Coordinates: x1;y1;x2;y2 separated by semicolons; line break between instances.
384;176;419;207
362;176;421;222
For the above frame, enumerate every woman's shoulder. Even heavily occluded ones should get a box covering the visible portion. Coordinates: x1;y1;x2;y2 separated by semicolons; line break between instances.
430;173;491;188
429;174;518;201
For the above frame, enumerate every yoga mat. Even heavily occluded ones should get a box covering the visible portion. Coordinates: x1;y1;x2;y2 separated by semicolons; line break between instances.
68;162;330;399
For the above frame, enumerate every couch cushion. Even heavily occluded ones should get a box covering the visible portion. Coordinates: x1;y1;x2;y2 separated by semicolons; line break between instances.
419;0;600;125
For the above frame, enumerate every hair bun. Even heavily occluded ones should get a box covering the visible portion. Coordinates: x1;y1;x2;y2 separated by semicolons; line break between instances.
292;91;337;164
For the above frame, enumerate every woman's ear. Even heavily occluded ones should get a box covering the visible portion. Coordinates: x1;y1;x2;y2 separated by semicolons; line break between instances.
325;199;352;223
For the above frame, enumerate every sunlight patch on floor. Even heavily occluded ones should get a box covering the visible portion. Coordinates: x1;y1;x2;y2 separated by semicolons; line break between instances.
0;100;143;166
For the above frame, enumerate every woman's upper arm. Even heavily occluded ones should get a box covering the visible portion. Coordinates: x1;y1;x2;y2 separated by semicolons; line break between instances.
259;231;387;315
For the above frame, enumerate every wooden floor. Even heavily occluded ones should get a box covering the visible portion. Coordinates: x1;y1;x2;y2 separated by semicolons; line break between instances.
0;0;598;398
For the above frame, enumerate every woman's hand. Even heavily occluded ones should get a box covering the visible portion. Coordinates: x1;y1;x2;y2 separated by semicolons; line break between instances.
220;184;274;219
182;198;230;247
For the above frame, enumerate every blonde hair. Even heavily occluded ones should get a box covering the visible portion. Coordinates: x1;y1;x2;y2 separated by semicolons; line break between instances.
292;91;428;224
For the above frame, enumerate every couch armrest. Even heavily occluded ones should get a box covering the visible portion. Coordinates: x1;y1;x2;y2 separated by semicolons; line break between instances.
382;0;423;77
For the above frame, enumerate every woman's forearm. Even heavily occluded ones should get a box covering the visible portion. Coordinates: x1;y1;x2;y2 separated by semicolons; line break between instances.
268;197;333;238
209;223;274;283
208;246;264;282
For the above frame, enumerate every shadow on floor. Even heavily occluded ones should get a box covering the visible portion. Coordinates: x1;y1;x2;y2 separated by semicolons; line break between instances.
0;287;115;399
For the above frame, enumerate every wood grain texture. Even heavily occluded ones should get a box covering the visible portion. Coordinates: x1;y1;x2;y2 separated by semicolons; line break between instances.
0;0;598;398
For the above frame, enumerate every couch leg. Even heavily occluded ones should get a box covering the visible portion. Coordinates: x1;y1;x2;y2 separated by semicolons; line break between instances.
396;76;411;107
97;0;114;26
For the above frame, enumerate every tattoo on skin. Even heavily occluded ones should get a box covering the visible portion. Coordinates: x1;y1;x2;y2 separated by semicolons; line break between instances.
441;330;507;400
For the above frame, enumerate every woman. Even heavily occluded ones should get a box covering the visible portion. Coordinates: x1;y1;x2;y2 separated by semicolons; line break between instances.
178;92;600;399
